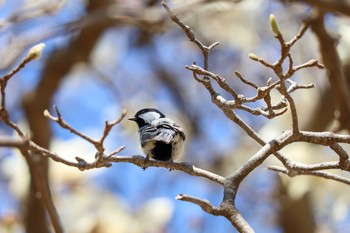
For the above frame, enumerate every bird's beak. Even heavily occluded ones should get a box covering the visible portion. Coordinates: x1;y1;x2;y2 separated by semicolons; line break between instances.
128;117;137;121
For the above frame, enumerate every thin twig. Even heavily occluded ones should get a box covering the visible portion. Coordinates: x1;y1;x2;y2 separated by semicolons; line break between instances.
269;165;350;185
44;106;127;156
176;194;222;214
44;106;97;145
234;71;258;89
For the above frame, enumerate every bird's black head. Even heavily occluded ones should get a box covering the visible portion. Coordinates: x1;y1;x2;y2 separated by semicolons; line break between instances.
128;108;165;128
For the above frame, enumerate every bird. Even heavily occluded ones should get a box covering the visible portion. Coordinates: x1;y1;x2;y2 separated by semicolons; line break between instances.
128;108;186;163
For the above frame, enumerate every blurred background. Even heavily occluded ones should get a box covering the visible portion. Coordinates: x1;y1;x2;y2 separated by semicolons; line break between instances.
1;0;350;232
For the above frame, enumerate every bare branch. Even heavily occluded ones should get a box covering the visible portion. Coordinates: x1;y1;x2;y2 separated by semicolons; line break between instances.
176;193;222;214
234;71;258;89
330;143;349;161
0;44;46;136
44;106;97;145
293;59;324;72
107;145;127;158
269;165;350;185
1;43;45;83
0;137;27;148
161;0;218;72
11;137;224;184
297;131;350;145
44;106;127;156
329;143;350;170
286;79;315;93
288;23;309;47
99;109;127;149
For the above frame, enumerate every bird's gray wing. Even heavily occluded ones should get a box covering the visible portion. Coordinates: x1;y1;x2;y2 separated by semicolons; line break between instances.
152;118;186;143
139;125;159;147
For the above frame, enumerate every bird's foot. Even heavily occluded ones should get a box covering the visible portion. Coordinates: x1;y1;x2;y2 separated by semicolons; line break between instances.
142;156;149;170
168;159;174;171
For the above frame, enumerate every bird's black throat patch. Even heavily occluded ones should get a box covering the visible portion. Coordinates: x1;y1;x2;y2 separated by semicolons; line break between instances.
151;141;172;161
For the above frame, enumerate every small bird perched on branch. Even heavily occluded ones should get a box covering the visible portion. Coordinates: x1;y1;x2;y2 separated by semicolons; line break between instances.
129;108;186;163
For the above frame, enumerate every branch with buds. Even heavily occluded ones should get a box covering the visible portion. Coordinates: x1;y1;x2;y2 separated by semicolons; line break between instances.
0;42;224;183
161;1;350;232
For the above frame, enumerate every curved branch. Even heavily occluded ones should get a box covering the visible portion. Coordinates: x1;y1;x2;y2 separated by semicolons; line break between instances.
269;165;350;185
